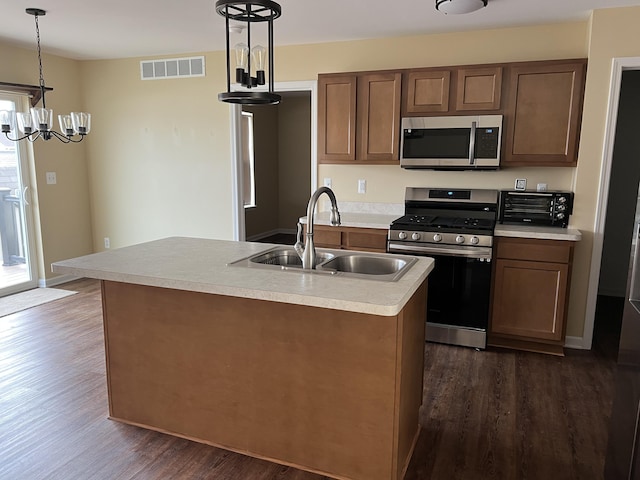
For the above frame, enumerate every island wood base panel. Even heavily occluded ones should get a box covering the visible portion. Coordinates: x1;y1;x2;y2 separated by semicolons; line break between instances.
101;280;428;480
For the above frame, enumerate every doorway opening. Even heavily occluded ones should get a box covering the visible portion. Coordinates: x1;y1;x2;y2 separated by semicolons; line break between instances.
0;94;38;296
230;81;317;243
589;61;640;359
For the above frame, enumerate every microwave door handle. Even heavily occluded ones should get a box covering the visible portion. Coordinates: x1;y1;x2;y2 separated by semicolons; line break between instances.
468;121;477;166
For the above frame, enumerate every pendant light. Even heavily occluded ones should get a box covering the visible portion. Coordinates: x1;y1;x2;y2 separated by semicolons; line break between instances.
0;8;91;143
215;0;281;105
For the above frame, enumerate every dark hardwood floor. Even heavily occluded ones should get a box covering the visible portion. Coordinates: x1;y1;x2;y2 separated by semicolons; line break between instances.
0;279;617;479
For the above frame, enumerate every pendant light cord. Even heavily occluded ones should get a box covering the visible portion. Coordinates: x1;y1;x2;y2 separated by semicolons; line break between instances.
34;13;46;108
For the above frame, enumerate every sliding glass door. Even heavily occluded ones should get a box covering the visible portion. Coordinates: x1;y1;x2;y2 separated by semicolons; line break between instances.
0;93;38;296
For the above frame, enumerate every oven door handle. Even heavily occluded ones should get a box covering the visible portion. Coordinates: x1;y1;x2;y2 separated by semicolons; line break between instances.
388;241;492;260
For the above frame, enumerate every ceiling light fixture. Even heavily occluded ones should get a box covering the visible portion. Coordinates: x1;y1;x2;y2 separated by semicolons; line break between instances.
215;0;281;105
436;0;487;15
0;8;91;143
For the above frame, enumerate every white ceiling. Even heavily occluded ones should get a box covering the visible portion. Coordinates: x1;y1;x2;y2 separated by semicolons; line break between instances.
1;0;640;61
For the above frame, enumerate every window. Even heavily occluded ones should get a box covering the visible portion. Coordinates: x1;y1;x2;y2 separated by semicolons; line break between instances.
241;111;256;208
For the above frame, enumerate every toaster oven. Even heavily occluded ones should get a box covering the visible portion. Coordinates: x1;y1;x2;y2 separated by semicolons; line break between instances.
498;191;574;227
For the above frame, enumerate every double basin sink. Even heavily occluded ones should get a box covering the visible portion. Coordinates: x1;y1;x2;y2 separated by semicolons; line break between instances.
230;246;416;282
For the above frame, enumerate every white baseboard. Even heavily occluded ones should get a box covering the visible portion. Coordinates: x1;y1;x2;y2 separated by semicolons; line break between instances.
38;274;81;288
564;335;588;350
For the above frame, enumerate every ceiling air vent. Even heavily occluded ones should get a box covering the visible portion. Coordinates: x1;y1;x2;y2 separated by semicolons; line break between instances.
140;56;205;80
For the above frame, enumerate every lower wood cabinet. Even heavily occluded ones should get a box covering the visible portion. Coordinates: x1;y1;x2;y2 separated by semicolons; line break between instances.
311;225;388;253
488;236;575;356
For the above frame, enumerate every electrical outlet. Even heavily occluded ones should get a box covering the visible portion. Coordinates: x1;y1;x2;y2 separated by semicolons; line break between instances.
45;172;57;185
537;183;548;192
323;177;332;188
358;179;366;194
104;237;110;249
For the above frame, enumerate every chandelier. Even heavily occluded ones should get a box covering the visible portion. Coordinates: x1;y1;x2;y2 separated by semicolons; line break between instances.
0;8;91;143
215;0;281;105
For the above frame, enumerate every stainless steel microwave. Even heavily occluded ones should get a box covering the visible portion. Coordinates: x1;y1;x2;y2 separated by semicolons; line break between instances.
400;115;503;170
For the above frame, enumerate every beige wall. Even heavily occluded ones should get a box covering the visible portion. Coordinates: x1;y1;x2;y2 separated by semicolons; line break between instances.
245;96;311;239
278;94;311;230
244;106;279;238
568;6;640;337
0;43;93;283
5;10;640;341
79;52;235;249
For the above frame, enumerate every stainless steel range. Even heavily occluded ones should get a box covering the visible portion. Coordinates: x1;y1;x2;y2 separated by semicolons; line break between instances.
388;187;499;349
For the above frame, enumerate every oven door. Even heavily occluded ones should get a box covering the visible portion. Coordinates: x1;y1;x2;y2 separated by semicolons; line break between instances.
389;241;492;349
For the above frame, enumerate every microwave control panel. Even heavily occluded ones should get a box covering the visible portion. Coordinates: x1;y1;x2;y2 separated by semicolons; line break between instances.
475;128;500;159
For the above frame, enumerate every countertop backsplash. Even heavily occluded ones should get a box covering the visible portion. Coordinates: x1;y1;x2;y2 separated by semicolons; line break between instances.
320;200;403;216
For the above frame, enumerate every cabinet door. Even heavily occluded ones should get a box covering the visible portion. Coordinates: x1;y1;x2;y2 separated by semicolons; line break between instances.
318;74;357;163
491;258;569;342
312;225;343;248
455;66;502;111
503;60;586;167
404;69;451;114
358;72;402;163
344;228;388;253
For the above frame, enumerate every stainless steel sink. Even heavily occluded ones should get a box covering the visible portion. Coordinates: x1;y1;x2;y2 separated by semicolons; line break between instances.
249;248;335;268
318;254;411;276
230;247;416;282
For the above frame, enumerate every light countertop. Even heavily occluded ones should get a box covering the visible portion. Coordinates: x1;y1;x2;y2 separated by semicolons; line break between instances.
300;212;399;230
51;237;433;317
302;212;582;241
494;224;582;241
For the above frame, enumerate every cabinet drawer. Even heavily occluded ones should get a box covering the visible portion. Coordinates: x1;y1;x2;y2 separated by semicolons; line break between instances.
345;229;388;252
496;237;573;263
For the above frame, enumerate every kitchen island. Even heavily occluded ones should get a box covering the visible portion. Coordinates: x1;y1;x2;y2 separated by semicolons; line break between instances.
52;237;433;480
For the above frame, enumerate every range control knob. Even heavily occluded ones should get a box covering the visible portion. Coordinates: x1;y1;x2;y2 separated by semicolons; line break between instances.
557;196;567;204
433;233;442;242
411;232;421;241
455;235;465;244
398;231;407;240
470;236;480;245
557;213;565;220
557;204;566;212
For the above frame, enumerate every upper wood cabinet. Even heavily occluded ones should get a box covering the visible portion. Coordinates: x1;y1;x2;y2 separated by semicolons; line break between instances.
404;70;451;113
403;66;502;115
318;72;401;164
455;67;502;111
317;74;357;162
502;60;586;167
318;59;587;168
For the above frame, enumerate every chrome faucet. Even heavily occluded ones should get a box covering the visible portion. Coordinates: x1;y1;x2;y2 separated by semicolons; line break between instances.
294;186;341;269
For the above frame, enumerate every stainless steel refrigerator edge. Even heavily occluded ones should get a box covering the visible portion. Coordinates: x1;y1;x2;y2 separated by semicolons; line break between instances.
605;207;640;478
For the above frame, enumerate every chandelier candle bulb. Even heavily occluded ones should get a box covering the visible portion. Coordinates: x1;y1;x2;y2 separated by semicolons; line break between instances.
0;8;91;143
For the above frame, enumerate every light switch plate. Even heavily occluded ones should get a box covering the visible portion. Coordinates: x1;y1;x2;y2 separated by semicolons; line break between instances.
357;179;366;194
514;178;527;191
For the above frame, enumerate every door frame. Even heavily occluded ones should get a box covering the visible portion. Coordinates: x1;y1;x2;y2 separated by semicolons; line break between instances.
583;56;640;349
230;80;317;241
